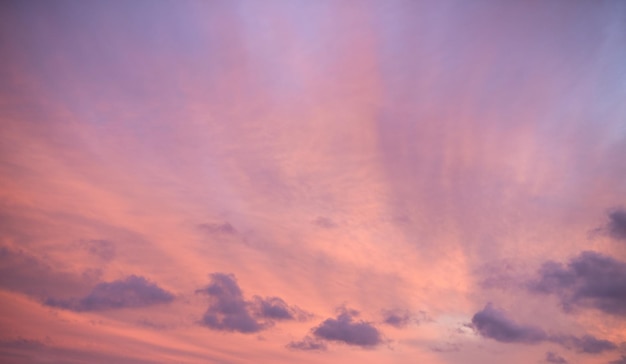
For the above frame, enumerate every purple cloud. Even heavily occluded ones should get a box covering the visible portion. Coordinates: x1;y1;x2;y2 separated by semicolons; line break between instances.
46;275;174;311
311;308;382;348
529;251;626;316
286;336;327;351
545;351;567;364
381;309;418;328
609;355;626;364
197;273;307;333
551;335;617;354
471;304;547;344
607;208;626;241
471;304;617;355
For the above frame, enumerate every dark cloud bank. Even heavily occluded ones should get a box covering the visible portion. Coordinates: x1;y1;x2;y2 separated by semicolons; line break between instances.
529;251;626;316
45;275;174;311
196;273;309;333
471;304;617;355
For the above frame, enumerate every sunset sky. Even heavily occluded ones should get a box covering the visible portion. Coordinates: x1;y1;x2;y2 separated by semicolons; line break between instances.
1;1;626;363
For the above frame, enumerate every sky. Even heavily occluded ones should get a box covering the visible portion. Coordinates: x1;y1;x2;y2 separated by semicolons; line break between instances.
0;1;625;363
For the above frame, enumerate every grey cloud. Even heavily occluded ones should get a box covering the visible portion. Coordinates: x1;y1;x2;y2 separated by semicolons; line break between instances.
529;251;626;316
46;275;174;311
607;208;626;241
197;273;305;333
546;351;567;363
471;303;547;344
286;336;327;351
311;308;382;347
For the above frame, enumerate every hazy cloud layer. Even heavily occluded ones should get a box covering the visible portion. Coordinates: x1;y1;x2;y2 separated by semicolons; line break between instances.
529;251;626;316
197;273;305;333
381;309;425;328
45;275;174;311
310;308;382;348
551;335;617;354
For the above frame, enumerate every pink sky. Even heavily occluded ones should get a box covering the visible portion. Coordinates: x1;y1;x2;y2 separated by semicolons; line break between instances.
1;1;625;363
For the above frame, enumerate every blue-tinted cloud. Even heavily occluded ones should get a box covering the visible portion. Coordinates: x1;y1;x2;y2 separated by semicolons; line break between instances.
551;334;617;354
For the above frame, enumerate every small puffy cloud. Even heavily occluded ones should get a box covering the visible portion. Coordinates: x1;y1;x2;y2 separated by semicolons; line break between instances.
286;336;327;351
46;275;174;311
607;208;626;241
311;308;382;347
471;303;547;344
197;273;306;333
528;251;626;316
197;273;263;333
545;351;567;363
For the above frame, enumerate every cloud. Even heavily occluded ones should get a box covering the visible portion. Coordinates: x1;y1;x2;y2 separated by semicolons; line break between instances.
197;273;306;333
471;303;547;344
251;296;311;322
528;251;626;316
471;304;617;355
545;351;567;363
313;216;337;229
197;273;264;333
609;355;626;364
80;239;116;261
45;275;174;311
607;208;626;241
286;336;327;351
381;309;424;328
551;335;617;354
198;222;237;235
311;308;382;347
